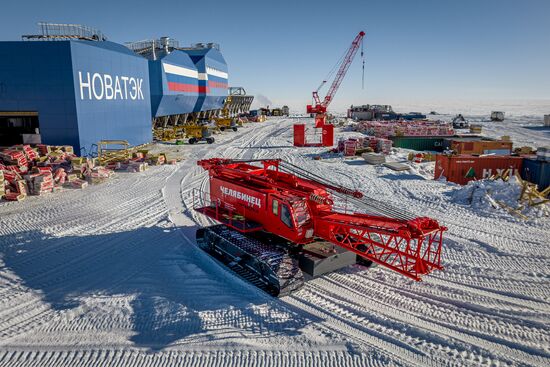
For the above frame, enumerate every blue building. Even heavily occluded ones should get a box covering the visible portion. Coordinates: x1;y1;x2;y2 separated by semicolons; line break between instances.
127;38;229;127
0;24;230;153
0;24;152;155
183;44;228;112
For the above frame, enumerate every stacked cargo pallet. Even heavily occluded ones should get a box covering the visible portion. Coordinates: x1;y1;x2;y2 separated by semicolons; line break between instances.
0;144;178;203
0;170;4;198
362;153;386;164
0;144;93;201
337;136;393;156
354;120;454;138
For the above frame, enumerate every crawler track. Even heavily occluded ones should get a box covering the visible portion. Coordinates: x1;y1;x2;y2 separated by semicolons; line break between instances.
196;225;304;297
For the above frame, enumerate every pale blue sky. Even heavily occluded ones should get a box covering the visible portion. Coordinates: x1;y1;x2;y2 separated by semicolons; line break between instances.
1;0;549;111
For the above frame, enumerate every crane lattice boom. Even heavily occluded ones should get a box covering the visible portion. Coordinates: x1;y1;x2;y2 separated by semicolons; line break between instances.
322;31;365;108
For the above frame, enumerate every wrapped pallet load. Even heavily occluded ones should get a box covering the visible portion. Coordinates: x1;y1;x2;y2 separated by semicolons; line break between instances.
0;170;5;198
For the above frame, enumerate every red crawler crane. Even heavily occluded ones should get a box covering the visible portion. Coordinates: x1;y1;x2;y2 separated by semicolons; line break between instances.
194;158;445;296
307;31;365;127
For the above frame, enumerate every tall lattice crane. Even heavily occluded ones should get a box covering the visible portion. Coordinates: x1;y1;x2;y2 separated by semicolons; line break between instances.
307;31;365;127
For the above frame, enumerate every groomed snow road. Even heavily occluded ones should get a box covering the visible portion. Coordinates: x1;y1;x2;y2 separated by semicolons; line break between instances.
1;118;549;367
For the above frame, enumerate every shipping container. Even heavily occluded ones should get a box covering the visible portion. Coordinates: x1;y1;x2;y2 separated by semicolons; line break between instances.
390;136;446;152
447;138;513;155
442;136;485;150
521;158;550;191
435;154;524;185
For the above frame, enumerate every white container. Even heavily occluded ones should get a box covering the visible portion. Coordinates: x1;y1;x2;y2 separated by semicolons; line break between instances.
544;115;550;127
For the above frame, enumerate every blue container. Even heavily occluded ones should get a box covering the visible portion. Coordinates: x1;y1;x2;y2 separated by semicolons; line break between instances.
182;47;228;112
0;40;152;155
148;50;199;117
521;158;550;190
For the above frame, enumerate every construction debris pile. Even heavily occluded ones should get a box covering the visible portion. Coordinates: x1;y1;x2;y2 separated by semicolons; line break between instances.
451;173;550;219
337;136;393;156
0;144;90;201
353;120;454;138
0;144;176;202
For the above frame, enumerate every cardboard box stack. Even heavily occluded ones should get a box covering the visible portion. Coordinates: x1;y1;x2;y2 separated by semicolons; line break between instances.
86;167;114;184
354;120;454;138
1;143;175;203
376;138;393;154
0;170;5;199
338;137;393;156
25;170;54;195
103;150;173;172
0;144;92;202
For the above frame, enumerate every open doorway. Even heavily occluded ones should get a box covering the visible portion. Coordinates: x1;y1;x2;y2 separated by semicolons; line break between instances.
0;112;40;147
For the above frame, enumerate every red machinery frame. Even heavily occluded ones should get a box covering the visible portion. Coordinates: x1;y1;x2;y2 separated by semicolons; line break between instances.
293;123;334;147
195;158;446;281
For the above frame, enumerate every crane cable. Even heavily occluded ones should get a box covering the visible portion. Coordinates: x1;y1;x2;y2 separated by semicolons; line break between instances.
319;41;351;95
279;161;415;221
361;37;365;89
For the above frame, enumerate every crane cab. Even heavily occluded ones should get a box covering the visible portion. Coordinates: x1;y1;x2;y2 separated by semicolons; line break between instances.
266;195;314;245
196;177;314;243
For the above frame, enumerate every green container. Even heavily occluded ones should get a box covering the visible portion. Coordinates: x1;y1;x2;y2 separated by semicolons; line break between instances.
389;136;446;152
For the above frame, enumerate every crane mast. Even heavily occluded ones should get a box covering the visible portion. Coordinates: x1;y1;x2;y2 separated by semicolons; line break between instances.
307;31;365;127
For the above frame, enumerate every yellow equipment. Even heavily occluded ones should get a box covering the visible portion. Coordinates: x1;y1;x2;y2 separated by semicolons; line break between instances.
183;124;214;144
214;117;238;132
153;119;214;144
213;96;238;132
97;140;132;164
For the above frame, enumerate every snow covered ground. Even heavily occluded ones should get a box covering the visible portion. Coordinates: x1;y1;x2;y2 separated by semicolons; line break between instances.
433;113;550;148
0;117;549;367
